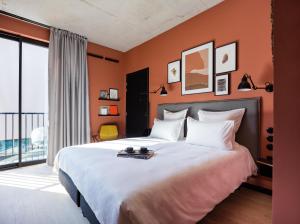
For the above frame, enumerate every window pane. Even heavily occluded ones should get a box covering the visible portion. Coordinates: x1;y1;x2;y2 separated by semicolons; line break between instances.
0;37;19;166
22;42;48;162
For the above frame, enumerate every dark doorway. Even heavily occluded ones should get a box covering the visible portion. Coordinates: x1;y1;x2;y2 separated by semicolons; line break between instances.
126;68;149;137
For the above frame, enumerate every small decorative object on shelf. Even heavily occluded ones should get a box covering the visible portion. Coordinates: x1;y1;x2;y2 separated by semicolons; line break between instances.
99;90;109;99
99;106;109;115
109;88;119;100
109;105;118;115
99;89;120;100
98;105;119;116
98;89;120;117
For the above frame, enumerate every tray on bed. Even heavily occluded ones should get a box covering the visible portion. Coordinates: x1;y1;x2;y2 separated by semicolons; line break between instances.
117;150;154;159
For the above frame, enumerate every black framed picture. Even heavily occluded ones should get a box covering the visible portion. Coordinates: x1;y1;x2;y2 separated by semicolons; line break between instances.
167;60;181;83
181;41;214;95
215;73;230;96
99;90;108;99
215;42;237;74
109;88;119;100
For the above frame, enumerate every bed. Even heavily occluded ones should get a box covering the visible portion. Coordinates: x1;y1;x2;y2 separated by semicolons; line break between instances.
55;97;260;224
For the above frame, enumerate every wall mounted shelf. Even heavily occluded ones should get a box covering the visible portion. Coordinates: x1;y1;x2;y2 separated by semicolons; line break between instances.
98;114;120;117
98;98;120;101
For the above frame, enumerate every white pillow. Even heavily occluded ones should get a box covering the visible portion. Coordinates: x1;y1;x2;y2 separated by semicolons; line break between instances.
164;109;188;120
164;109;188;139
198;108;245;133
186;117;235;150
150;118;184;141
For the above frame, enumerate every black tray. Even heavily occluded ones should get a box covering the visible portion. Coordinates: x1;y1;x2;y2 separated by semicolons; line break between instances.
117;150;154;160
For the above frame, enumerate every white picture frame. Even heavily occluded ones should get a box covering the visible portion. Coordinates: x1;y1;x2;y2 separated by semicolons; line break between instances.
181;41;214;95
167;60;181;83
109;88;119;100
215;42;237;74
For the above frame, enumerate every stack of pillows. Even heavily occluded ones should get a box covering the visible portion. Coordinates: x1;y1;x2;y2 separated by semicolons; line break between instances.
150;108;245;150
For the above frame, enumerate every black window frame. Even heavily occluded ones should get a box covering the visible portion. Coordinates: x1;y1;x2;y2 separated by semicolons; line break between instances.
0;31;49;170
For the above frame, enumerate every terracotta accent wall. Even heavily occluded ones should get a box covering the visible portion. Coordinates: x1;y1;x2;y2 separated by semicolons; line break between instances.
273;1;300;223
0;14;125;137
87;43;125;137
124;0;273;158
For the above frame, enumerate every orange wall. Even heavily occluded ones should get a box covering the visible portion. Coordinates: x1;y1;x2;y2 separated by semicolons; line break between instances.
0;14;125;137
87;43;125;137
0;0;274;157
124;0;273;158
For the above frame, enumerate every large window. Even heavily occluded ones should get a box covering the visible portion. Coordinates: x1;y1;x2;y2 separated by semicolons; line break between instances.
0;32;48;168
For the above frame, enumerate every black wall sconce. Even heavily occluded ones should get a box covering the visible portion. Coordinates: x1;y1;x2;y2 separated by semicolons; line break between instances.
150;85;168;96
238;73;273;92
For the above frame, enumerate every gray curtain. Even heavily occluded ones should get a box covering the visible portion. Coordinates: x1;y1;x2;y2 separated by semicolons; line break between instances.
47;28;90;166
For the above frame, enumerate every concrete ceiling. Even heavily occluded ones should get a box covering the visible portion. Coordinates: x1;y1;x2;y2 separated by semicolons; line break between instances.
1;0;223;52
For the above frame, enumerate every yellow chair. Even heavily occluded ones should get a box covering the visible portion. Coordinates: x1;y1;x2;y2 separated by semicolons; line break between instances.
99;124;118;141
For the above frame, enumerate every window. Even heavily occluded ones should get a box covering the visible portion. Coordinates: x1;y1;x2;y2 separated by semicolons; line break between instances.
0;32;48;168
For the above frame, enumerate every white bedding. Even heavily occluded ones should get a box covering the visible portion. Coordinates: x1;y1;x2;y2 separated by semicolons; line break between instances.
54;137;257;224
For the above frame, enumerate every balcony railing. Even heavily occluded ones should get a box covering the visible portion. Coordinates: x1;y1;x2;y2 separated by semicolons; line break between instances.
0;112;48;166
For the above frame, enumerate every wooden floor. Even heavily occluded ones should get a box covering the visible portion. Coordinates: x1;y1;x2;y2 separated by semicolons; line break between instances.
199;187;272;224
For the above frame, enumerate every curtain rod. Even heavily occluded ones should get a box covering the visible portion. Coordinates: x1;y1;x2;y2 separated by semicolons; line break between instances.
87;53;119;63
0;10;120;63
0;10;51;29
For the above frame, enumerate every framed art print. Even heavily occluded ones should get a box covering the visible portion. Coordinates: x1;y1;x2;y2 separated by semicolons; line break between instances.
167;60;181;83
109;88;119;100
215;42;237;74
181;41;214;95
215;73;230;96
99;90;108;99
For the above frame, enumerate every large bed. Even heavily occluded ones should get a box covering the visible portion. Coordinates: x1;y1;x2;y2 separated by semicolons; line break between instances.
55;98;260;224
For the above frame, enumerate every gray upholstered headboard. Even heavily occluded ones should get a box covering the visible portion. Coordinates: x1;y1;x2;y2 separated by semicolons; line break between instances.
157;97;261;160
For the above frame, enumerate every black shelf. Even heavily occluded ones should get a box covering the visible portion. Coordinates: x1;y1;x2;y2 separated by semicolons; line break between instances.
257;158;273;167
98;98;120;101
98;114;120;117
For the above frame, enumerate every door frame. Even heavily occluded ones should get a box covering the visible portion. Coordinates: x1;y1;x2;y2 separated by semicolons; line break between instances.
0;31;48;170
126;67;149;137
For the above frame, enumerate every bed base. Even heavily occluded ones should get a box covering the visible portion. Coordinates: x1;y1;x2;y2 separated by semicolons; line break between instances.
80;194;101;224
59;169;80;206
59;169;101;224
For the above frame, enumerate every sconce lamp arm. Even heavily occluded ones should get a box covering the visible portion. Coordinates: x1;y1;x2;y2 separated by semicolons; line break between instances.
150;85;163;94
245;74;258;90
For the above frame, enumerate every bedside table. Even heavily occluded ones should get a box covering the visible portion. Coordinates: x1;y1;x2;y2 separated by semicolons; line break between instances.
245;158;272;194
257;158;273;178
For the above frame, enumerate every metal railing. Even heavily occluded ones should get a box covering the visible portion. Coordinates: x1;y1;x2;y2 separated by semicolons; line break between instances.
0;112;48;165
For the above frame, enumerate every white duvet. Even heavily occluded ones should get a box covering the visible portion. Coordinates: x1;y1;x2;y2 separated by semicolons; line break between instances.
54;137;257;224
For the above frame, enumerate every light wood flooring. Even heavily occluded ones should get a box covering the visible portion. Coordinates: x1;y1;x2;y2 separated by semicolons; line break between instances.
199;187;272;224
